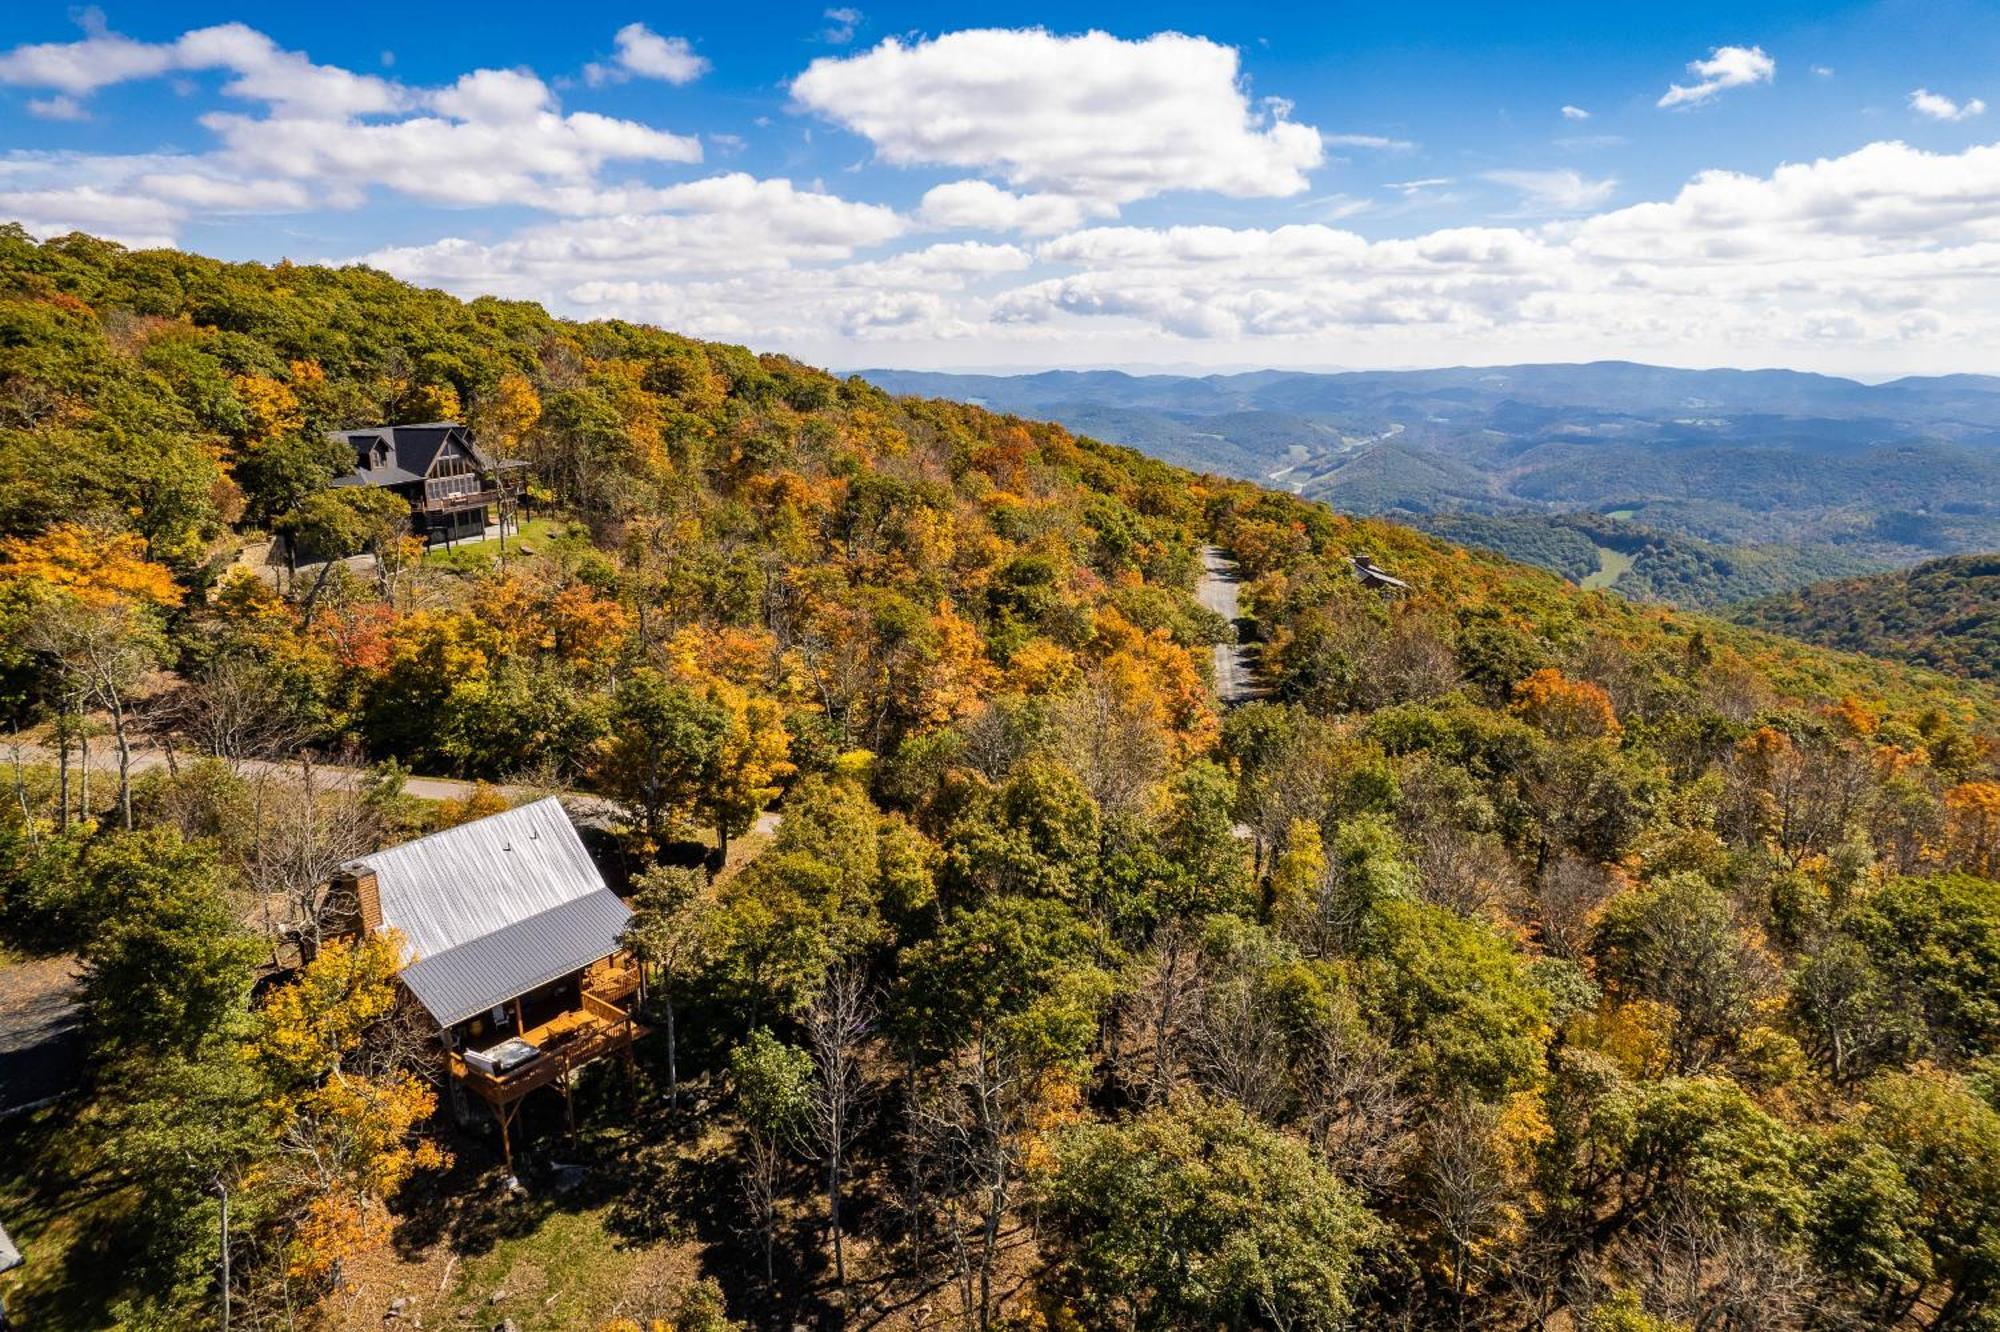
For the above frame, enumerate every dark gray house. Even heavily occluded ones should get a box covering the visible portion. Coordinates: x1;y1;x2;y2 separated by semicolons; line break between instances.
329;421;526;546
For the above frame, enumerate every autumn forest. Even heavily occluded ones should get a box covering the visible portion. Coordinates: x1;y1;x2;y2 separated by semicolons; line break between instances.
3;225;2000;1332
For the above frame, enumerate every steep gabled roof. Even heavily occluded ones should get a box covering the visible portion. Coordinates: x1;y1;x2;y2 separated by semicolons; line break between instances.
330;422;494;489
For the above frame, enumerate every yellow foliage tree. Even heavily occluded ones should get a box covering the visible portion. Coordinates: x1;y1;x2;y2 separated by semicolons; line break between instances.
0;523;182;608
1945;780;2000;877
256;932;407;1085
233;373;304;444
1006;639;1082;697
913;599;999;728
1268;818;1326;923
547;583;634;673
480;371;542;454
703;679;794;861
1092;606;1218;760
250;931;446;1289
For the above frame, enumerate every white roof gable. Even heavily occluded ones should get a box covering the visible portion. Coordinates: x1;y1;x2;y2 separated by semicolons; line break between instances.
346;796;610;961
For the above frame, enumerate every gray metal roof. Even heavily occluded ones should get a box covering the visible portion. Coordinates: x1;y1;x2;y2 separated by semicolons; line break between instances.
344;797;630;1026
346;797;612;961
399;890;632;1026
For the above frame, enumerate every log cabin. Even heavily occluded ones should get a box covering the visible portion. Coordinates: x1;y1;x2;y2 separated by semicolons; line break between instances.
330;797;644;1174
328;421;529;547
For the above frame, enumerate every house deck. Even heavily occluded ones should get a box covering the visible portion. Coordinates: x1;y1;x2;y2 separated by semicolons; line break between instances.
448;991;646;1109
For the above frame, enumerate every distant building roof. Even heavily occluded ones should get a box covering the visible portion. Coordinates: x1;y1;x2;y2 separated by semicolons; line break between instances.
343;797;631;1025
1351;553;1411;590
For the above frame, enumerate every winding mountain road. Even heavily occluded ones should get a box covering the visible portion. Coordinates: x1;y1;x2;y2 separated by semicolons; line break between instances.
1198;545;1259;706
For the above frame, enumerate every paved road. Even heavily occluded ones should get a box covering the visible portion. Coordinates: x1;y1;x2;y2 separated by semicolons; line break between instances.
5;737;781;842
1197;546;1259;705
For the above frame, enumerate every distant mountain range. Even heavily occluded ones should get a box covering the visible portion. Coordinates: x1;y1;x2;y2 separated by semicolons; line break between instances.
856;361;2000;605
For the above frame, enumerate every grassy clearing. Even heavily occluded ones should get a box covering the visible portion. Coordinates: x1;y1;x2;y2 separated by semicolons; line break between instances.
1581;543;1636;591
0;1107;131;1332
423;517;568;569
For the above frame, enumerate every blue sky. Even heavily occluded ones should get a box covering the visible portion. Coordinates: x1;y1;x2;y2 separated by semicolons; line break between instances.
3;2;1999;374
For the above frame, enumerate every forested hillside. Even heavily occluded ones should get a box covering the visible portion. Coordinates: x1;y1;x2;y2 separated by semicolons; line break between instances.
4;226;2000;1331
1406;511;1884;608
1733;554;2000;681
865;365;2000;605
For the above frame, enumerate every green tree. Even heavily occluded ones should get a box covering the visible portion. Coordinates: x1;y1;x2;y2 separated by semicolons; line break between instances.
237;430;352;526
730;1029;813;1288
1355;896;1550;1104
622;864;713;1105
1605;1075;1806;1233
1593;874;1774;1075
1846;874;2000;1061
894;895;1104;1061
1811;1068;2000;1327
1040;1099;1379;1331
77;828;263;1059
943;756;1102;906
596;669;728;854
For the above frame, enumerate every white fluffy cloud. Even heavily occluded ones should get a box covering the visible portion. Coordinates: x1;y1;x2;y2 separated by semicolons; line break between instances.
0;186;182;248
946;138;2000;370
1658;45;1775;109
1561;105;1590;121
0;21;706;233
918;180;1107;235
11;18;2000;373
1910;88;1986;122
790;29;1323;212
584;24;708;87
363;173;905;292
26;95;87;120
0;20;405;117
204;84;702;211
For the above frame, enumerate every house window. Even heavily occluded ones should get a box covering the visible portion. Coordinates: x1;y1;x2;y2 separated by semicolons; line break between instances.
426;447;483;503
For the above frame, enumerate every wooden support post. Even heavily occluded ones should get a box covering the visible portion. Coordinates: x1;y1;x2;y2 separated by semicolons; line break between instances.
622;1019;638;1113
496;1099;516;1178
562;1065;578;1149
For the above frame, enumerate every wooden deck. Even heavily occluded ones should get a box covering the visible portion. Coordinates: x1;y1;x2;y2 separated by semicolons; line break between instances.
448;992;647;1174
583;958;640;1006
450;995;643;1108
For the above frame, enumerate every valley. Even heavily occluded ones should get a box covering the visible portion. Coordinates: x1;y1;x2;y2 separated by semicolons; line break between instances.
861;363;2000;606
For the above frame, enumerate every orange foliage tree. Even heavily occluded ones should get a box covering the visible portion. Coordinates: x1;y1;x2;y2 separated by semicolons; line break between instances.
1944;780;2000;877
1512;668;1621;742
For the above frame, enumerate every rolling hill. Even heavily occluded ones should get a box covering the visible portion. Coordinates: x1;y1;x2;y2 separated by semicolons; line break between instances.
1732;554;2000;681
859;363;2000;603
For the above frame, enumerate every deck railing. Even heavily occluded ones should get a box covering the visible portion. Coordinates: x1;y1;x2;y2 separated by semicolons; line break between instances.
448;996;641;1106
583;961;641;1004
418;486;506;514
